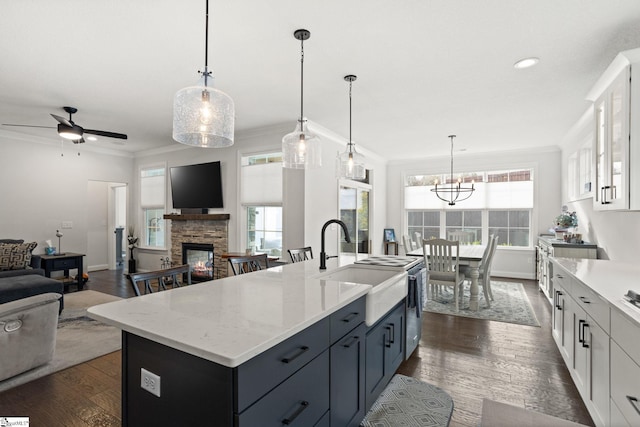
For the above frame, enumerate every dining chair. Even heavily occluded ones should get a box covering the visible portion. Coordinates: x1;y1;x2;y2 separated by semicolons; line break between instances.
447;230;474;245
422;238;466;311
227;253;269;275
460;235;498;307
413;232;422;247
402;234;416;254
288;247;313;263
128;264;192;297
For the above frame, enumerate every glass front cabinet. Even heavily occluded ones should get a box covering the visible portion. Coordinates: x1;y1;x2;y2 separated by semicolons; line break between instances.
587;48;640;211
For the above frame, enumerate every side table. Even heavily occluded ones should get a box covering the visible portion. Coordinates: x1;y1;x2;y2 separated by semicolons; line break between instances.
384;241;398;255
40;252;86;292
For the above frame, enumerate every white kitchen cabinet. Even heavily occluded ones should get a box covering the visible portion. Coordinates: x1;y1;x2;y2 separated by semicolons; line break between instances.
538;236;596;303
587;48;640;210
551;272;573;364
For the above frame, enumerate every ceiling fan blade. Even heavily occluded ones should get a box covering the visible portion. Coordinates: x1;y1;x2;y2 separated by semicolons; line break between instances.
2;123;56;129
84;129;128;139
50;114;73;127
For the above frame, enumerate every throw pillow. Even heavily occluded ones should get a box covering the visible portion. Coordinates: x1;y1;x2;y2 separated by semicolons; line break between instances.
0;242;37;270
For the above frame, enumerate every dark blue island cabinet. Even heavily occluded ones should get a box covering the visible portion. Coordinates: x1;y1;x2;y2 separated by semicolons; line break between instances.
121;296;367;427
364;300;406;410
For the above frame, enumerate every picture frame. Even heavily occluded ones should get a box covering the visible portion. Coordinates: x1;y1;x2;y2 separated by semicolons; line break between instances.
383;228;396;242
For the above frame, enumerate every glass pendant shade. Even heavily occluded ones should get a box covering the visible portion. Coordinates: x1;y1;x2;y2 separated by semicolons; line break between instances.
282;119;321;169
337;144;366;180
173;74;235;148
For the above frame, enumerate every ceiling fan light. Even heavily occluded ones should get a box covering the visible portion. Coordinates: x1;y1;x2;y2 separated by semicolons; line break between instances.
173;75;235;148
57;123;83;140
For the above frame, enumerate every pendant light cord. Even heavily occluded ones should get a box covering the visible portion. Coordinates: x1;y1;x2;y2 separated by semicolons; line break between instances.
202;0;211;86
450;135;454;187
299;36;305;125
349;79;353;153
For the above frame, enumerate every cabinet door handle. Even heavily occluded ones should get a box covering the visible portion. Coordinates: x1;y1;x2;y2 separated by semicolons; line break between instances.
601;186;611;204
626;396;640;416
341;312;359;323
578;296;591;304
388;323;395;344
384;326;392;348
578;319;585;343
342;335;359;348
281;346;309;364
282;400;309;425
579;320;590;348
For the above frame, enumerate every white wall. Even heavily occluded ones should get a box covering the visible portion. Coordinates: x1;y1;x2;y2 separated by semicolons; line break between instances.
87;180;109;270
386;147;561;279
0;131;134;270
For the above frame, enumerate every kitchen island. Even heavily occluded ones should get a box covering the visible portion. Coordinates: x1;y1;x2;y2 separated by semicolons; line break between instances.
88;257;408;426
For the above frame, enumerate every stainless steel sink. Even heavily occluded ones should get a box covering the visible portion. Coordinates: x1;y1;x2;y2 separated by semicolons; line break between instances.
314;265;407;326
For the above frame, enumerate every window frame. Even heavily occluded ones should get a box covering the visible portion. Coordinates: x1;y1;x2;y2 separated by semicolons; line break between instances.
139;162;167;251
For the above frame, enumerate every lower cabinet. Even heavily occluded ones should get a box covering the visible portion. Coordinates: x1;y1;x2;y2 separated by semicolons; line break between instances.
364;301;405;410
330;322;366;427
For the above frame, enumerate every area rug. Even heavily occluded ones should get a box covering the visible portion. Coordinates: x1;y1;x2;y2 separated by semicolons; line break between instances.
424;281;540;327
361;374;454;427
0;290;122;393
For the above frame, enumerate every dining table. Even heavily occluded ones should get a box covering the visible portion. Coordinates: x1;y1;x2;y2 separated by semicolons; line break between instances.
407;244;486;311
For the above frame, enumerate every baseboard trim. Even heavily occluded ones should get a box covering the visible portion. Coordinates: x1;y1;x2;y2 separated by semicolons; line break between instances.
492;270;536;280
88;264;109;272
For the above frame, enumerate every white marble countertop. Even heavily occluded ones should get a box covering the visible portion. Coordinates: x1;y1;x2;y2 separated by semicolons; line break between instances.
552;257;640;325
88;256;378;368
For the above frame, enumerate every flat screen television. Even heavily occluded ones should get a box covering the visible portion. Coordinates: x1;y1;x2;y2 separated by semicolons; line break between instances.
170;161;224;209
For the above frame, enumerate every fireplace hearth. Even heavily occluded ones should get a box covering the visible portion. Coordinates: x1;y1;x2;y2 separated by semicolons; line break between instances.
182;243;214;282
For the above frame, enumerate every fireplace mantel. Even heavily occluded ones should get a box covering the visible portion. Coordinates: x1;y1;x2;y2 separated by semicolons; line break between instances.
163;214;230;221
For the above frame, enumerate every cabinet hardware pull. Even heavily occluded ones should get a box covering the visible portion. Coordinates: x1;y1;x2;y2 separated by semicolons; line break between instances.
601;186;611;204
342;312;359;323
556;274;564;279
578;319;585;343
342;336;359;348
281;346;309;364
578;296;591;304
388;323;395;344
384;326;392;348
626;396;640;416
282;400;310;425
580;321;590;348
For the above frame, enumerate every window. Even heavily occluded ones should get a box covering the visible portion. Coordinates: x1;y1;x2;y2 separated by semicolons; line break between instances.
247;206;282;256
404;168;533;247
241;152;283;256
140;165;166;248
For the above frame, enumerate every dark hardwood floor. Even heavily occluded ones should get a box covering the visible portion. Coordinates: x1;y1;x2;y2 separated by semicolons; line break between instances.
0;269;594;426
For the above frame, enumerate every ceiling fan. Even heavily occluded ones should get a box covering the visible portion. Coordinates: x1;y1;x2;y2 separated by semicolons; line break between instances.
2;106;128;144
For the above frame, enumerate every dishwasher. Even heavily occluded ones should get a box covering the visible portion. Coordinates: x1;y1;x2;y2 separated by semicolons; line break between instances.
353;255;426;360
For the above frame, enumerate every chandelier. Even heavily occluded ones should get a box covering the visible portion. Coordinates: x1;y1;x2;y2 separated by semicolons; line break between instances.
172;0;235;148
431;135;475;205
282;29;321;169
336;75;366;180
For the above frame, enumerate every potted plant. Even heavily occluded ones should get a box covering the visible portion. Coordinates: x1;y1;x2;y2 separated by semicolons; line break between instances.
127;226;139;273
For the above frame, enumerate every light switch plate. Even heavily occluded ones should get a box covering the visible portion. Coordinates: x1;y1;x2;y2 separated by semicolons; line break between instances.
141;368;161;397
61;221;73;229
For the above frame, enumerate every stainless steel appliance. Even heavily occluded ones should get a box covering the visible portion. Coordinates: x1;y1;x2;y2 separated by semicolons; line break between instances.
354;255;426;359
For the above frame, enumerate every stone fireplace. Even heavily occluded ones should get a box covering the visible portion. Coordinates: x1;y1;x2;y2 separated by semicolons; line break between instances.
164;213;230;279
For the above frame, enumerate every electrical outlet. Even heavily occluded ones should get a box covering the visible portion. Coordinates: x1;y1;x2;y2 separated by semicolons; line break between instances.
61;221;73;229
141;368;161;397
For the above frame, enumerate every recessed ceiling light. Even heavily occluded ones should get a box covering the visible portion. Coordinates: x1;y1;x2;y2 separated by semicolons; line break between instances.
86;136;97;141
514;57;540;69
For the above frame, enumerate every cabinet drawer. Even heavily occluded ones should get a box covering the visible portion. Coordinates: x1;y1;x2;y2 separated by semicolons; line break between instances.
52;258;79;270
611;341;640;426
611;398;633;427
572;279;609;332
235;316;330;411
552;266;572;295
237;350;329;427
330;296;365;344
611;308;640;362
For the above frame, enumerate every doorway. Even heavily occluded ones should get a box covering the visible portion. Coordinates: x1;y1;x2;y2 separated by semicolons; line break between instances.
339;182;371;255
86;181;127;272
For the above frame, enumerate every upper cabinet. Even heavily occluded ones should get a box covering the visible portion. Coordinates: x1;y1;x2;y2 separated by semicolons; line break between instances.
587;48;640;210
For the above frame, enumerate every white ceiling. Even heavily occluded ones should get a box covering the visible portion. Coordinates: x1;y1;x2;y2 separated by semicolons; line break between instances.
2;0;640;160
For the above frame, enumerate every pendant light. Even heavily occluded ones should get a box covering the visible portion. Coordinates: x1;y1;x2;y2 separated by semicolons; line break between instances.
431;135;475;205
173;0;234;148
336;75;366;180
282;29;321;169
